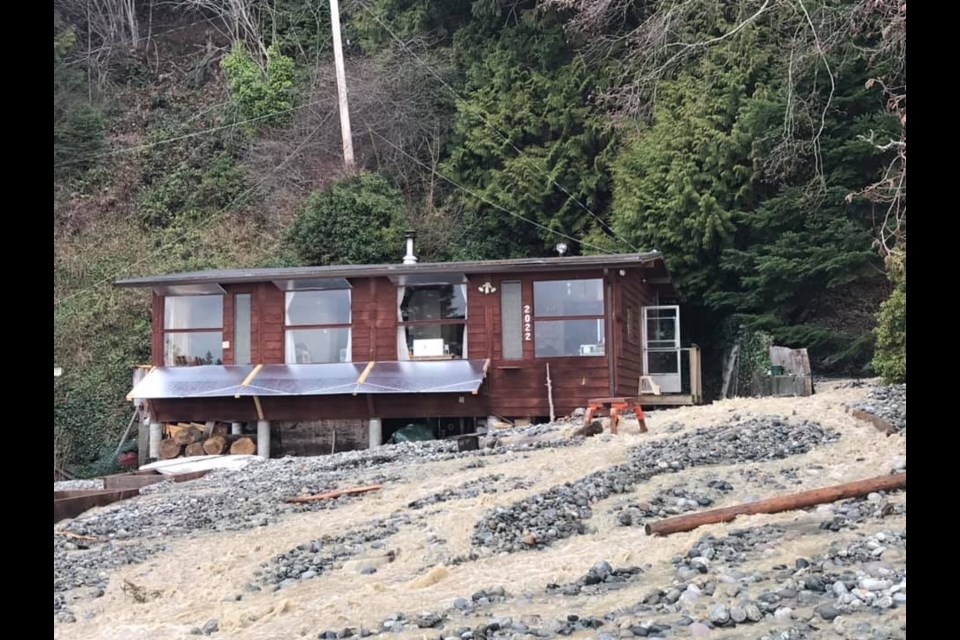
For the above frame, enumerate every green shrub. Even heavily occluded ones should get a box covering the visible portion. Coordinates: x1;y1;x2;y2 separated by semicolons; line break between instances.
872;251;906;382
286;173;407;265
221;42;296;127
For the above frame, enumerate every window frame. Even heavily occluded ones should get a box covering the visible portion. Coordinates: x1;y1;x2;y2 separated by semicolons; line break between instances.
283;289;353;364
531;278;606;359
162;294;225;366
399;284;468;359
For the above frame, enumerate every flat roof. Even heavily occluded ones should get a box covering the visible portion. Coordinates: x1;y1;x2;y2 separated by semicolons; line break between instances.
114;252;668;288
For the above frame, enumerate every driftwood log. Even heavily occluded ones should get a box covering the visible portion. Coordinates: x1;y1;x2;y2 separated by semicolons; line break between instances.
286;484;383;504
173;426;204;446
847;408;898;436
184;442;206;457
645;473;906;537
159;439;183;460
230;437;257;455
203;435;229;455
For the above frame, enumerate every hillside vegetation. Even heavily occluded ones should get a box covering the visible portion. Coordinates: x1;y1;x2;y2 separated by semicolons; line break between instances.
53;0;906;474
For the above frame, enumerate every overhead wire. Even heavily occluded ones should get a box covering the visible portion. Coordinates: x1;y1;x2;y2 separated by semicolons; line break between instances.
355;0;638;253
55;109;337;309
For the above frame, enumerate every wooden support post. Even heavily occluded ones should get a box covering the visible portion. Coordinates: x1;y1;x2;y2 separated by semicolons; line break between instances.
368;417;382;448
257;420;271;459
546;363;555;423
645;473;907;537
149;422;162;459
689;345;702;404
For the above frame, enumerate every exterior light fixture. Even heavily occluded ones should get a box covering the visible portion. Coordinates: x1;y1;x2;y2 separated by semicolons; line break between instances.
555;242;568;256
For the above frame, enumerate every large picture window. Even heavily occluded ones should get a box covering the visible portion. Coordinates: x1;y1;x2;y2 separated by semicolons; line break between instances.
533;279;605;357
398;284;467;359
163;295;224;366
284;290;351;364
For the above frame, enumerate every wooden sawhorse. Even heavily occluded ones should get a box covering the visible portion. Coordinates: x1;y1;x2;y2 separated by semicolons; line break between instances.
583;397;648;434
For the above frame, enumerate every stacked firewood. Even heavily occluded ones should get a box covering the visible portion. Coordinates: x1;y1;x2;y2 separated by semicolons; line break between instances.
158;422;257;459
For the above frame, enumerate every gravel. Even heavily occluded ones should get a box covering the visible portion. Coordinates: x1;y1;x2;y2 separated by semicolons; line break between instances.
53;423;594;614
472;417;833;552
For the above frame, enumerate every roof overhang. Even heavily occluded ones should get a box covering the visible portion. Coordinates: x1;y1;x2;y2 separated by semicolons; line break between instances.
115;252;669;290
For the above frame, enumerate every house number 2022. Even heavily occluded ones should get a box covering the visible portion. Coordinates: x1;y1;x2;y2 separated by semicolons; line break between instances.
523;304;532;341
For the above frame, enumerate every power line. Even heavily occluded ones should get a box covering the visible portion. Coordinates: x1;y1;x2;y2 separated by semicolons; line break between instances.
365;126;615;255
55;110;337;310
55;98;329;168
356;0;637;253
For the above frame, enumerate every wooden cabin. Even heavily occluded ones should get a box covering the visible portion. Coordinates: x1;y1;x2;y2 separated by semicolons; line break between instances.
118;239;700;456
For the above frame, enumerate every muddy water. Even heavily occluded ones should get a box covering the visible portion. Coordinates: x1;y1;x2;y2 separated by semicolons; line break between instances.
55;387;906;640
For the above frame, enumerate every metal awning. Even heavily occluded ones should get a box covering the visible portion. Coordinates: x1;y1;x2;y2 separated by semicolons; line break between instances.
128;360;490;400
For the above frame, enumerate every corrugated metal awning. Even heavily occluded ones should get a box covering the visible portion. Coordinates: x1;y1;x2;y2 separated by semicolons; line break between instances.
128;360;490;400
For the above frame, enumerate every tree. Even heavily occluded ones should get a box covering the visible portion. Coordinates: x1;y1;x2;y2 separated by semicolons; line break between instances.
872;250;905;382
441;9;617;259
286;173;408;265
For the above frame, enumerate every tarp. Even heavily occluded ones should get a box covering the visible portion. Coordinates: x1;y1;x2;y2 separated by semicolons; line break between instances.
128;360;489;399
389;424;435;443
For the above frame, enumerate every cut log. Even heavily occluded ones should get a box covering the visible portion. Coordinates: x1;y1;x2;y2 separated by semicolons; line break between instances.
212;422;230;437
229;437;257;455
286;484;383;504
173;426;204;446
645;473;906;537
159;439;183;460
184;442;206;457
202;435;228;455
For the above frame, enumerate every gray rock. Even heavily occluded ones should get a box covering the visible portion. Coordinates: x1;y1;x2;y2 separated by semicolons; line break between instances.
202;619;219;635
815;604;841;621
774;607;793;620
417;613;443;629
730;607;747;624
709;604;730;625
744;604;763;622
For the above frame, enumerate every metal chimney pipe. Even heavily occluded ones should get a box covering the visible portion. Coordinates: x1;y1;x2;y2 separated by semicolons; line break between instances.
403;231;418;265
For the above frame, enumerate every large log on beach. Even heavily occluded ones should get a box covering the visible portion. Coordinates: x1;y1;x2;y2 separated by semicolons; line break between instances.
203;435;229;455
159;439;183;460
645;473;907;537
229;437;257;455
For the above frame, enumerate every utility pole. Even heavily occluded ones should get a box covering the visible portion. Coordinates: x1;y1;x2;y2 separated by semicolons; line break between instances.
329;0;355;170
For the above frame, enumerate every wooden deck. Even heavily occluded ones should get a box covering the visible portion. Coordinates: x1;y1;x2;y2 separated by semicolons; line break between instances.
638;394;696;406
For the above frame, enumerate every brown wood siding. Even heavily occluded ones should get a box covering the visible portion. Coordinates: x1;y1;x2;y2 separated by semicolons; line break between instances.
151;266;665;421
151;392;488;423
465;269;614;417
259;283;285;363
350;277;397;362
615;269;656;396
151;293;163;366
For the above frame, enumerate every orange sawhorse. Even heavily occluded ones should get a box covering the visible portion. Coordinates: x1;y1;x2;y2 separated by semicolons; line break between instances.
582;397;648;435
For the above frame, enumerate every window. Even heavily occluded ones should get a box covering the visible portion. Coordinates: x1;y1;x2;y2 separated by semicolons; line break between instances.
234;294;252;365
163;295;224;366
284;290;351;364
501;281;522;360
398;284;467;359
533;279;605;357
